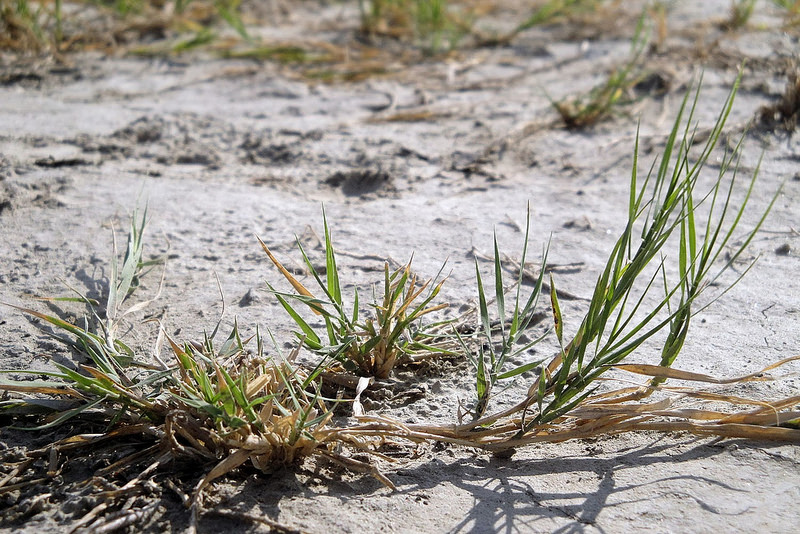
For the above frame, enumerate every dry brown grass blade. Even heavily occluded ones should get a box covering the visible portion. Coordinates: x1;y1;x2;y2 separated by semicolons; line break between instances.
570;398;672;417
245;371;277;399
165;414;217;460
0;477;49;495
0;383;84;398
352;376;373;417
614;354;800;384
40;425;163;455
192;448;252;502
669;389;780;409
203;509;310;534
722;410;800;427
95;444;163;478
82;502;159;534
0;459;36;491
366;108;458;123
347;354;800;454
634;421;800;441
316;449;396;490
257;236;320;314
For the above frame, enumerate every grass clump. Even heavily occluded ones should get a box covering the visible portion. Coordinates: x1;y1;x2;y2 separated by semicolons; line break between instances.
515;0;602;33
0;0;249;54
259;212;449;379
0;0;52;52
474;0;624;47
164;326;396;501
357;0;471;54
0;211;395;527
725;0;758;30
552;16;649;129
398;71;796;452
459;207;550;420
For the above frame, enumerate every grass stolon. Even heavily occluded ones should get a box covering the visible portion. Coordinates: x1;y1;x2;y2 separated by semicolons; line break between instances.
1;77;798;530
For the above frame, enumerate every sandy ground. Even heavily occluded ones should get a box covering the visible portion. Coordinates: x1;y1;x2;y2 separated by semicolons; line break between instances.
1;1;799;532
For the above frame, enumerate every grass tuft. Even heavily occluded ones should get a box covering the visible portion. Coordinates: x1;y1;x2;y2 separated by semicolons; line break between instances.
259;211;450;379
757;62;800;133
724;0;758;30
357;0;472;54
551;15;649;129
458;204;550;420
399;71;794;452
0;213;397;525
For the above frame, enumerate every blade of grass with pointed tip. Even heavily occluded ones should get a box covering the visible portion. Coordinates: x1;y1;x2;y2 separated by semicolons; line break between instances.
258;237;322;315
474;259;492;343
493;234;506;344
549;273;563;347
496;358;545;380
322;209;342;306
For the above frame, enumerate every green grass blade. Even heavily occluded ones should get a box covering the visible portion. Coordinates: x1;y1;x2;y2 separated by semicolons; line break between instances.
10;396;108;431
269;287;322;349
322;207;342;306
474;259;492;340
549;273;564;347
493;233;506;342
496;359;545;380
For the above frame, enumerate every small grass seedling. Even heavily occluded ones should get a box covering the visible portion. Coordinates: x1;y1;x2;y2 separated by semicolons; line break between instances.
515;0;602;33
474;0;607;47
259;212;450;379
1;210;162;419
458;205;550;420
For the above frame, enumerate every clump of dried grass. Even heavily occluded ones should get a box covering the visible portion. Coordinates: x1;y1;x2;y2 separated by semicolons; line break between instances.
0;213;396;529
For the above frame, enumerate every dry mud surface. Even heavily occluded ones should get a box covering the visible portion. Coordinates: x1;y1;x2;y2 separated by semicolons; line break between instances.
1;1;799;532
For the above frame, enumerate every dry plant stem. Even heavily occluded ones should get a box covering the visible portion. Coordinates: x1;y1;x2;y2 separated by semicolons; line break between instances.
376;355;800;450
203;508;309;534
